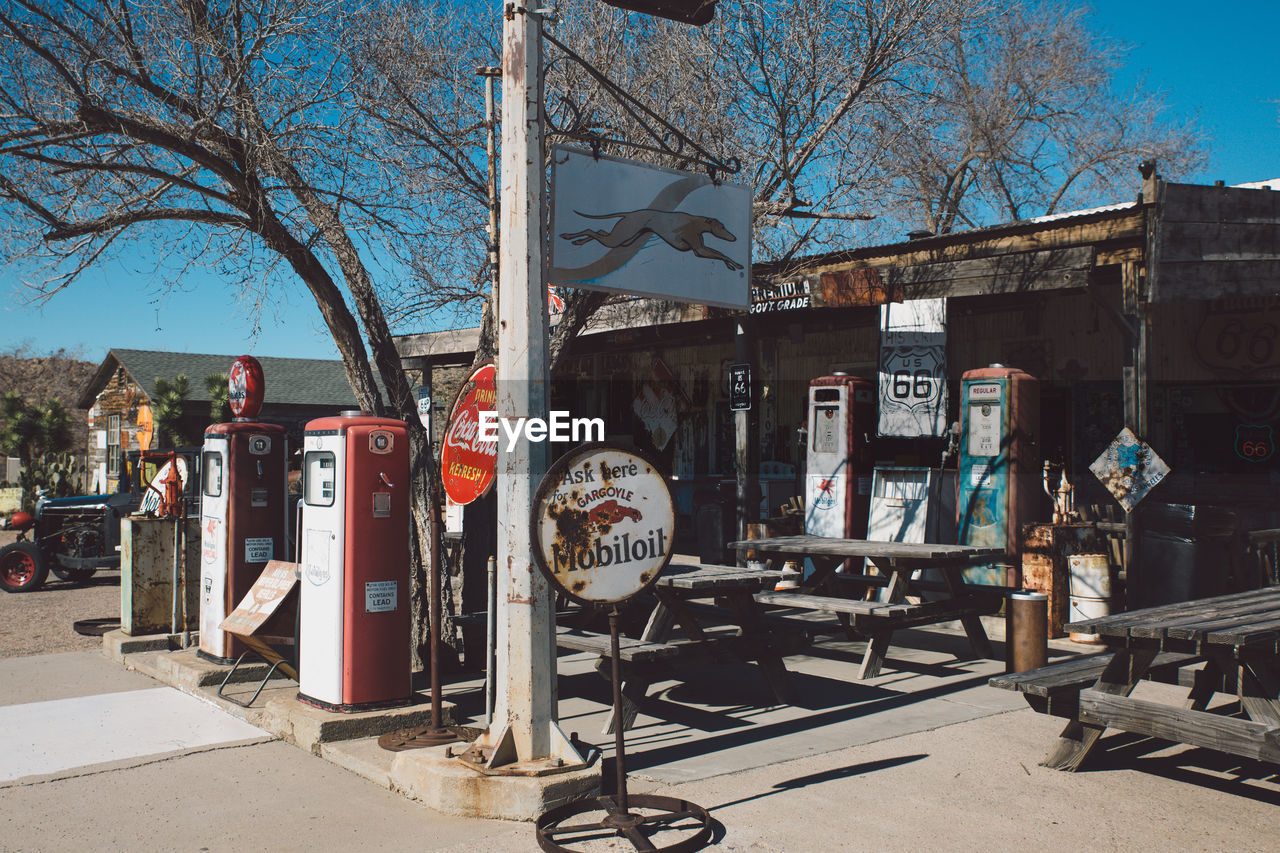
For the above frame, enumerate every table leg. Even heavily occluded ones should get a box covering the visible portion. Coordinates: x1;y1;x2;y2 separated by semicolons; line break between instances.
1237;654;1280;730
1042;646;1159;771
940;562;993;660
602;598;677;735
723;589;794;704
854;558;911;680
798;556;842;594
1185;656;1226;712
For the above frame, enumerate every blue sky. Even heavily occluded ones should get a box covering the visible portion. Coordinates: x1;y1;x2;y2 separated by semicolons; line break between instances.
3;0;1279;367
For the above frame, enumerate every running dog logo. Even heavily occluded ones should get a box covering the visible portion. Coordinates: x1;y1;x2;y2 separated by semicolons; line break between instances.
560;208;743;271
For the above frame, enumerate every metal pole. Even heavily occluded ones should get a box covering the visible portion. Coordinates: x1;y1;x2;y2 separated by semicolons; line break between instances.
428;498;444;731
485;554;496;724
609;608;629;813
734;318;760;557
462;2;581;770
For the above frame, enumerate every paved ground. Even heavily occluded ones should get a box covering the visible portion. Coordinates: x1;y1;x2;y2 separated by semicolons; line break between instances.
4;625;1280;851
1;525;124;659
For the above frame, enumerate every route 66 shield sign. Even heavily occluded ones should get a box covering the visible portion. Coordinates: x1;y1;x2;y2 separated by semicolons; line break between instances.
1235;424;1275;462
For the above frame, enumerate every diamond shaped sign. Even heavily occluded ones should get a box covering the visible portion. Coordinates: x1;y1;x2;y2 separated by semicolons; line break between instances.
1090;427;1170;512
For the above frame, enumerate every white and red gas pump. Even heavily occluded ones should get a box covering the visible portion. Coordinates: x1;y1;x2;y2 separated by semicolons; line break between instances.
198;356;288;663
298;412;411;711
956;364;1040;586
805;374;877;540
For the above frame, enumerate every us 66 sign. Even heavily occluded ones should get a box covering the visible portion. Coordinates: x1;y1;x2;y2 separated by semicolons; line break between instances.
878;345;946;437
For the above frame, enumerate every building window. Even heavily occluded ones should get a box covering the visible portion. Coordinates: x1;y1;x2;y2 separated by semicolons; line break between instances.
106;415;121;478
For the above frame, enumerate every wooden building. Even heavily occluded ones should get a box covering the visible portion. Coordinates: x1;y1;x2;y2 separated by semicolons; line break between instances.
397;171;1280;584
77;349;364;493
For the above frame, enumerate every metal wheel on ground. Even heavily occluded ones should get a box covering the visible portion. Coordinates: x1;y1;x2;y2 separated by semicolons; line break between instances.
536;794;714;853
0;541;48;593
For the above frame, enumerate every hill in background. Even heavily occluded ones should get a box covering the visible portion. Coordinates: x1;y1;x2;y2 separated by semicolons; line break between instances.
0;346;97;463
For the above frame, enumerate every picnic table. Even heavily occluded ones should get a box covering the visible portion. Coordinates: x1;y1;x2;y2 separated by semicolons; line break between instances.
729;535;1007;679
1028;585;1280;770
557;562;798;733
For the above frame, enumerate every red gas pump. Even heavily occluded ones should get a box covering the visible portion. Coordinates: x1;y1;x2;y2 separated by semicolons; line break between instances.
298;412;411;711
805;374;877;540
198;356;289;663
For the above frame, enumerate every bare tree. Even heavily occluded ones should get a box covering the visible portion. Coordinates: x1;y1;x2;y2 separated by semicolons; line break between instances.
357;0;985;354
870;1;1206;234
0;0;440;664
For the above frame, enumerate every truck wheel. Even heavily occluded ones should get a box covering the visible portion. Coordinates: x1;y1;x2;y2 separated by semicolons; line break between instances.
51;566;98;584
0;542;48;593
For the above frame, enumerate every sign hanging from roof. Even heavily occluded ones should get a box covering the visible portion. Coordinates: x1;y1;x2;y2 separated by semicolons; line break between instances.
550;146;751;309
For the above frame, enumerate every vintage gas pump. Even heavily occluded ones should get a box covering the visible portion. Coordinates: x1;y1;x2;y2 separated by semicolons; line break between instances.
957;364;1040;586
298;411;411;711
198;356;288;663
804;374;876;540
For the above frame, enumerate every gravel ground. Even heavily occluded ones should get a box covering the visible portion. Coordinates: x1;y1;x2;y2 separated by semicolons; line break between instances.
0;529;122;659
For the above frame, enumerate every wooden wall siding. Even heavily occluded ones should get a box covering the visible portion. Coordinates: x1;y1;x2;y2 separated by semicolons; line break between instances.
1145;297;1280;384
1152;182;1280;302
786;211;1142;276
886;247;1095;300
946;290;1125;383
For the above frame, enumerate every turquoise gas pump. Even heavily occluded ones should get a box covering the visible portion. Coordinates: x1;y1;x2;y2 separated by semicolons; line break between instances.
957;365;1040;586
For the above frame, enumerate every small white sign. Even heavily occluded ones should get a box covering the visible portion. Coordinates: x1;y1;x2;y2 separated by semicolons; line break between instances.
244;537;273;563
967;403;1002;457
416;386;431;431
365;581;397;613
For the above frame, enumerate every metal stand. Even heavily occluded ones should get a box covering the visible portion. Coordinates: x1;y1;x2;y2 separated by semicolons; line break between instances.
217;649;292;709
380;503;463;751
534;608;712;853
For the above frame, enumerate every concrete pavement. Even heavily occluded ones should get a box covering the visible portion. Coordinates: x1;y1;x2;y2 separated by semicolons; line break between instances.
4;629;1280;851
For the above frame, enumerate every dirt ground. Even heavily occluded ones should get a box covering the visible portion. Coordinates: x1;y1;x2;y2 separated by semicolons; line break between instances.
0;529;122;659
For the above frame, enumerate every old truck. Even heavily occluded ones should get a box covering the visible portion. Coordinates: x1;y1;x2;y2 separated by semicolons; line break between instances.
0;449;201;593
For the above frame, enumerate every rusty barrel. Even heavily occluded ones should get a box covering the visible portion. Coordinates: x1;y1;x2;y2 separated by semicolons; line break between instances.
1006;590;1048;673
1067;554;1111;643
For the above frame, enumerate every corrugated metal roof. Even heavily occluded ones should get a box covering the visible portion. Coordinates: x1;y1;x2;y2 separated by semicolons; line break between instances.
1230;178;1280;190
760;198;1141;277
80;349;362;408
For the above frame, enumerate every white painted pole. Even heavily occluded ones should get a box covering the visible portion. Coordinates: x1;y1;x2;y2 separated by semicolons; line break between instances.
464;2;580;770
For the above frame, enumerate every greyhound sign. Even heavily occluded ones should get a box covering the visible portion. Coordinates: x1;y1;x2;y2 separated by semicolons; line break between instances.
550;146;751;308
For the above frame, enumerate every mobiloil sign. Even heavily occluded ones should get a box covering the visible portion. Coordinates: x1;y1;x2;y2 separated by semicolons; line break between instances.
957;365;1040;586
533;445;675;605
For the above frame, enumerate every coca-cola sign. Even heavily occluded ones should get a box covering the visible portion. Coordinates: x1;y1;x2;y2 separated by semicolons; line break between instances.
441;363;498;505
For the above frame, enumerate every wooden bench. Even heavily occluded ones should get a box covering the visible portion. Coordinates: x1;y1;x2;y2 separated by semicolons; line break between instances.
989;651;1204;718
556;628;687;663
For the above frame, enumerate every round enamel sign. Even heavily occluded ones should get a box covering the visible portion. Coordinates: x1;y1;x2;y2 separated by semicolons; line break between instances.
532;444;675;605
228;355;264;419
441;363;498;505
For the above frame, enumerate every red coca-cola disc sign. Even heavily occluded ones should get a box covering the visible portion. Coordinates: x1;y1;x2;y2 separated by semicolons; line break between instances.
441;363;498;505
228;355;264;419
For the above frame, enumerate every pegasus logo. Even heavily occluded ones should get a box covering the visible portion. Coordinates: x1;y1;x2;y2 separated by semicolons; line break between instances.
560;208;743;271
